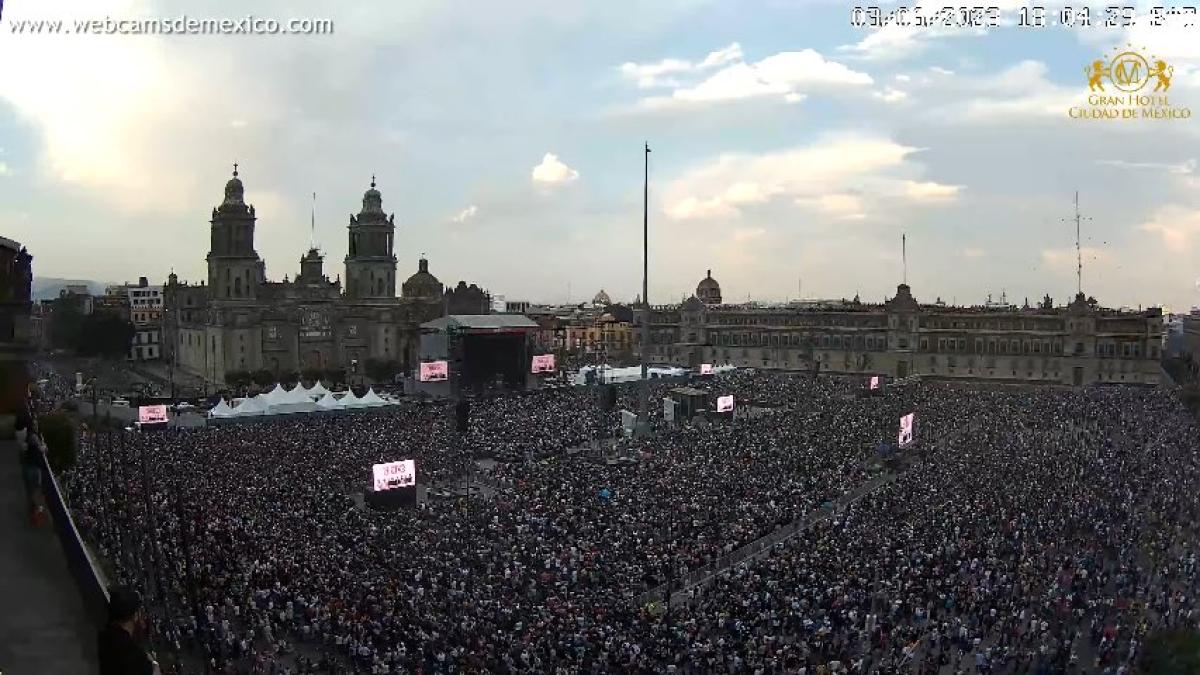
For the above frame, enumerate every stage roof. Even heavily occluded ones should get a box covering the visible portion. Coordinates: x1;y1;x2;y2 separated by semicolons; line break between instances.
422;315;539;330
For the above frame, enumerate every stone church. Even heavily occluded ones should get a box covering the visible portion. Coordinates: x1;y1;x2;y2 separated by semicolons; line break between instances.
163;168;490;387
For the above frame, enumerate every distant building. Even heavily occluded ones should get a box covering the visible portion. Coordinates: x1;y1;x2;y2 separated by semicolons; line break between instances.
636;270;1162;386
162;168;491;389
504;300;530;314
123;277;162;361
0;237;33;412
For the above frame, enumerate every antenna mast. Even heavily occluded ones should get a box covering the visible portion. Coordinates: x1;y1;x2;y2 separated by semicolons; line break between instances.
902;233;907;285
1075;191;1081;295
1063;191;1091;296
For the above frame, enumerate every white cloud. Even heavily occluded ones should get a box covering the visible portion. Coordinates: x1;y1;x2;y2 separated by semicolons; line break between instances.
531;153;579;185
626;45;871;109
959;247;986;259
0;162;10;177
663;135;952;221
904;180;961;201
838;1;1028;61
1139;205;1200;252
452;205;479;223
873;87;908;103
619;42;743;89
1041;246;1112;269
1097;158;1196;175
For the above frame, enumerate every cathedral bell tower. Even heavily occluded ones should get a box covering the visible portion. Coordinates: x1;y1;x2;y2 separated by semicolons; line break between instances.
344;176;397;300
206;164;262;301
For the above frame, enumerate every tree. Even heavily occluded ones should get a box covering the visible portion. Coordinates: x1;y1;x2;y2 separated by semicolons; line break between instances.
225;370;252;388
38;412;78;473
364;358;401;383
251;369;275;388
48;299;85;350
279;370;299;387
301;367;323;384
75;311;135;359
1141;630;1200;674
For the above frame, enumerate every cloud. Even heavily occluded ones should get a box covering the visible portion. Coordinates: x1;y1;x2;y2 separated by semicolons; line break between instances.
625;45;871;109
619;42;743;88
959;247;986;259
837;2;1029;61
531;153;579;185
1040;246;1112;269
904;180;961;201
873;87;908;103
1139;205;1200;252
0;162;9;177
451;205;479;223
926;60;1079;122
1097;158;1196;175
663;135;953;222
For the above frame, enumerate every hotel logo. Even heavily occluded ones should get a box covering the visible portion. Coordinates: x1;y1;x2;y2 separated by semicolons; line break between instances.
1070;45;1190;120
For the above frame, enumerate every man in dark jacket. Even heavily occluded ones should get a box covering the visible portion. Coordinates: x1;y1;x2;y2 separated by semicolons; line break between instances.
97;586;160;675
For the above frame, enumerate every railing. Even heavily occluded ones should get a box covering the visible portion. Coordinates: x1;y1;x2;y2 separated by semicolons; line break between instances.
25;408;110;626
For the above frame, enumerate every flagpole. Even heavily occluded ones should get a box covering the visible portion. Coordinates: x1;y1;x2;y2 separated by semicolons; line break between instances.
637;142;651;438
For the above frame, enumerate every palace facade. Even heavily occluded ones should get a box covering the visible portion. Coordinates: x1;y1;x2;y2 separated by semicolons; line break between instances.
638;271;1163;386
163;169;489;388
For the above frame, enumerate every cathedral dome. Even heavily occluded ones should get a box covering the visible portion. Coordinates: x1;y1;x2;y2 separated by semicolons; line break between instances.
360;175;384;216
592;289;611;306
223;164;245;205
402;257;442;300
696;269;722;305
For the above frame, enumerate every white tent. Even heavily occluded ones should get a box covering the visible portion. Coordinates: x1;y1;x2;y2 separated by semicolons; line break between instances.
258;383;288;405
308;381;330;399
316;392;342;409
270;385;318;414
209;399;236;418
359;388;387;407
339;390;366;408
234;396;267;416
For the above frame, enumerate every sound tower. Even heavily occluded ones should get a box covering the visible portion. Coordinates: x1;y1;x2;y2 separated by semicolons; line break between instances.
455;399;471;433
601;384;617;411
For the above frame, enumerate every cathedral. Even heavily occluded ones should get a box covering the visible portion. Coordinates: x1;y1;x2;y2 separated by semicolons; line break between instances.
163;167;490;387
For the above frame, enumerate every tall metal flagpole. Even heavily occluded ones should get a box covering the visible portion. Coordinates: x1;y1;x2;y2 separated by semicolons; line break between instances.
637;142;650;437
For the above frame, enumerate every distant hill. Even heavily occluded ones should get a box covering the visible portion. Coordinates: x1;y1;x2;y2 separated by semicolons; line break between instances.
32;277;114;302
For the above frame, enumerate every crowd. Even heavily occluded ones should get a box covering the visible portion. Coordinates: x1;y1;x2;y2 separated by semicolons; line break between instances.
35;360;1200;674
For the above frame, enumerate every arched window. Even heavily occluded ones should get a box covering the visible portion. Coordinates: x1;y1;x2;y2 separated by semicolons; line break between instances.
234;277;243;297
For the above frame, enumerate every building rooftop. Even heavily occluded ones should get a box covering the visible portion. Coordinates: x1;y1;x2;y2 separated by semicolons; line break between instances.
422;314;539;330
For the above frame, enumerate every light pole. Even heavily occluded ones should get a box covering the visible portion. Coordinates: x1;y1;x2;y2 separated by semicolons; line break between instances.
636;142;651;438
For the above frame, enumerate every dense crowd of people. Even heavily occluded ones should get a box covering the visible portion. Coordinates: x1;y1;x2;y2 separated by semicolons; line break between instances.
34;361;1200;673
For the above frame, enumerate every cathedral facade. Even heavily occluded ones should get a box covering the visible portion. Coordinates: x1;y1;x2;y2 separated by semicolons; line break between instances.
163;169;489;388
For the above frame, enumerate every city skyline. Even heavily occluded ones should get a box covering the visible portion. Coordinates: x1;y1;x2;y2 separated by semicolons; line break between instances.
3;1;1200;310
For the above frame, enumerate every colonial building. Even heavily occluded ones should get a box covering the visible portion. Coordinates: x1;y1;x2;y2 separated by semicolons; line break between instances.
163;169;489;388
637;271;1163;386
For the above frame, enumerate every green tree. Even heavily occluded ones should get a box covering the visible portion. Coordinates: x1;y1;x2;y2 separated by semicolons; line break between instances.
224;370;252;388
301;367;324;384
364;358;401;383
75;311;135;359
279;370;299;387
48;299;85;350
38;412;78;473
1141;630;1200;674
251;369;275;388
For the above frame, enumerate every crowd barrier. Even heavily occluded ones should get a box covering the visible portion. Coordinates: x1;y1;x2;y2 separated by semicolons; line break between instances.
26;412;110;627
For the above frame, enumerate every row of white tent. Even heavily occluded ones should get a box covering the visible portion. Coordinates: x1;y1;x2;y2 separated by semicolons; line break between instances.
208;382;397;418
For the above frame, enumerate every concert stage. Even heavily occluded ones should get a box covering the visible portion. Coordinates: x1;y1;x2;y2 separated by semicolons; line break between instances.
415;315;541;399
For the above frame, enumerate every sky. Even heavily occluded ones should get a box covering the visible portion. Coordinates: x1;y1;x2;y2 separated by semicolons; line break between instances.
2;0;1200;310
